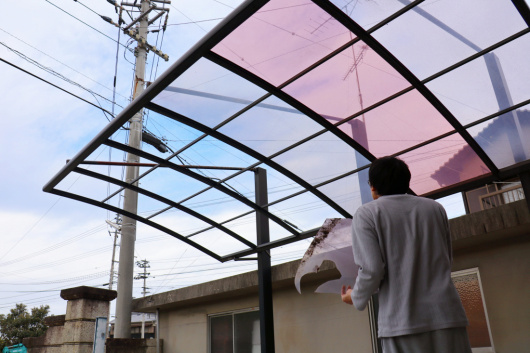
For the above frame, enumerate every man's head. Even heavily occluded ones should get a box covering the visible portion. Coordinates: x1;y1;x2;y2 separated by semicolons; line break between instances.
368;156;411;197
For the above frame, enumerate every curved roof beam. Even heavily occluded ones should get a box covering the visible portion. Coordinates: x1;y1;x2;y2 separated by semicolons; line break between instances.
146;102;353;218
73;167;257;249
47;188;222;261
103;139;301;236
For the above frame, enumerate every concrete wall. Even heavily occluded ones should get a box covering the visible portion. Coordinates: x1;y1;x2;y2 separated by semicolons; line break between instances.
157;275;371;353
450;199;530;352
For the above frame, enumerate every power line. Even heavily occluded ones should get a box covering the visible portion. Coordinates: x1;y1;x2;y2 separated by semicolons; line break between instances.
0;41;123;109
44;0;132;52
0;56;115;118
0;26;130;102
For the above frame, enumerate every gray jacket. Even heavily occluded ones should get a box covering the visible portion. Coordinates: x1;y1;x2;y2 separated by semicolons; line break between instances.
351;194;468;337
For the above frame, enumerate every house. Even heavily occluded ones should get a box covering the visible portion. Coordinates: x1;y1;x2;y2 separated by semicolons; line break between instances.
132;199;530;353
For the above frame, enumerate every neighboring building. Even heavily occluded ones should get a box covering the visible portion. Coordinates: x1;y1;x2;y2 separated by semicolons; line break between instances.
109;312;157;339
132;199;530;353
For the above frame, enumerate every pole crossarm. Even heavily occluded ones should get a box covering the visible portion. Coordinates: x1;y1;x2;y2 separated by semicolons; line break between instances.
74;167;257;249
103;139;302;236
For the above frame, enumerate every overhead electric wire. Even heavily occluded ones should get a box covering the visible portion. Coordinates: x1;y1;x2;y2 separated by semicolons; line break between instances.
0;224;107;267
1;41;123;109
44;0;132;52
0;56;115;118
0;27;130;101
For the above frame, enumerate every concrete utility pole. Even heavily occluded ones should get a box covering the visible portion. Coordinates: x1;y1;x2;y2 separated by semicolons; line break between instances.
134;259;151;339
113;0;169;337
114;0;150;338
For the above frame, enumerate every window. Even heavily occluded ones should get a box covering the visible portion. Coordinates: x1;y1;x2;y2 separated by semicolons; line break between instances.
209;309;261;353
452;268;494;353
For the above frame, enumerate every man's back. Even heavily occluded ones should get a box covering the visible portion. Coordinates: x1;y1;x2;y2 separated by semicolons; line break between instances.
351;194;468;337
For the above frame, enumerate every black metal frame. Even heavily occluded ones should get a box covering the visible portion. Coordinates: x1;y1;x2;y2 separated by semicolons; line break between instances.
43;3;530;351
43;0;530;262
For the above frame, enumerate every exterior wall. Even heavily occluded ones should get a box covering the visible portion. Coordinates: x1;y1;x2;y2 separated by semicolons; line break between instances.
158;278;372;353
452;237;530;352
136;200;530;353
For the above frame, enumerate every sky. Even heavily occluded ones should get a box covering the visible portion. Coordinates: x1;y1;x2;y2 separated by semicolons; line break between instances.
0;0;281;317
1;0;527;319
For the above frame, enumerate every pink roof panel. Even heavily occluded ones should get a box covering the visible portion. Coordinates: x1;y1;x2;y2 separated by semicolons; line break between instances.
212;0;355;86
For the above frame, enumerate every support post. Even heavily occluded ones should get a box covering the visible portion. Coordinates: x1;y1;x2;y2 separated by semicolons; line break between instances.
255;167;275;353
115;0;150;338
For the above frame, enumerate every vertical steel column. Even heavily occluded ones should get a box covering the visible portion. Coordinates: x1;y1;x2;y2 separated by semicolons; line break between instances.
255;167;275;353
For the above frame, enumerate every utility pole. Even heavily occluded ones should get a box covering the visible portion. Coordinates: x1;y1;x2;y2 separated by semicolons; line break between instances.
134;259;151;339
113;0;169;338
105;216;121;338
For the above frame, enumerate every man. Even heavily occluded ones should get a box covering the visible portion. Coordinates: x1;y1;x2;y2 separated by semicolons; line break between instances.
341;156;471;353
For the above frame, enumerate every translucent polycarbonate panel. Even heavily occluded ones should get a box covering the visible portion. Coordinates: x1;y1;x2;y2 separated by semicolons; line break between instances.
284;41;410;123
269;192;343;232
152;58;266;128
218;96;323;156
373;0;527;79
316;173;367;216
212;0;355;86
427;33;530;126
272;131;370;186
400;134;489;195
452;272;492;349
181;187;254;224
329;0;405;30
189;227;252;257
467;107;530;169
338;90;453;157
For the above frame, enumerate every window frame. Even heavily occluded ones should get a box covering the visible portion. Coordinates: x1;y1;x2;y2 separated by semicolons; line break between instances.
208;307;260;353
451;267;495;353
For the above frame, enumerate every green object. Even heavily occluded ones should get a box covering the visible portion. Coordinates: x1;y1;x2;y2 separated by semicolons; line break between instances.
2;343;27;353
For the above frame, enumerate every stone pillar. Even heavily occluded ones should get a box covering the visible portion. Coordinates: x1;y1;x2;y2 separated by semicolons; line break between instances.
60;286;117;353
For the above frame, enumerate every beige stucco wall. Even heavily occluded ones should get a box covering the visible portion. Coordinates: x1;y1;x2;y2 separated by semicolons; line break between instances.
157;278;372;353
452;237;530;353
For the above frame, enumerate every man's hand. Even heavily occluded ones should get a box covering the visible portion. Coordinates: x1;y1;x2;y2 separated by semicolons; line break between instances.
341;285;353;305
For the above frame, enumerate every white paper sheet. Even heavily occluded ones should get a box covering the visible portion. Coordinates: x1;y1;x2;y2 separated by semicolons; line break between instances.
295;218;359;294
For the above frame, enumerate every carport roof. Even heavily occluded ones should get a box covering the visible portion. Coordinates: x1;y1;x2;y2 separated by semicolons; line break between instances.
44;0;530;261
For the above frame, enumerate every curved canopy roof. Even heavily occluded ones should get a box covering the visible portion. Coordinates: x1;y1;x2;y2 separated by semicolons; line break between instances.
45;0;530;261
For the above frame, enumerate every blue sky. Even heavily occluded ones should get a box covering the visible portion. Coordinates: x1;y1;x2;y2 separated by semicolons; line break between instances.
0;0;271;316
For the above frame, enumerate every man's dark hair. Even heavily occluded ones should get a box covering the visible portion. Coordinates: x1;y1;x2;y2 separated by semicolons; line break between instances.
368;156;411;196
